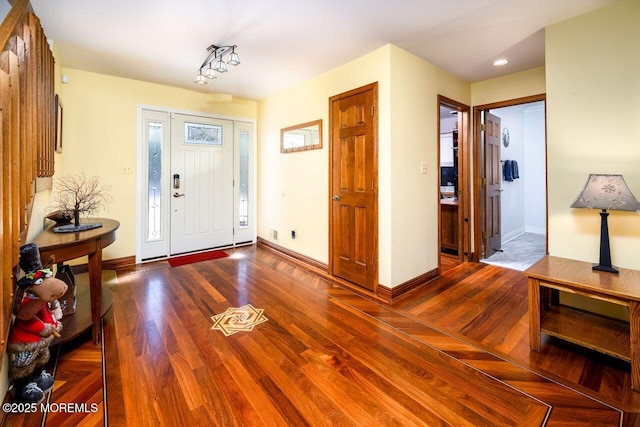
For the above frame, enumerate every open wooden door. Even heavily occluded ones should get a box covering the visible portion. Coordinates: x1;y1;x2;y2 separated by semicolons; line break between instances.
484;112;502;258
329;83;378;291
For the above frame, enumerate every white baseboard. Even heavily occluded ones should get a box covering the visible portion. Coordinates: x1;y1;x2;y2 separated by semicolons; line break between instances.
525;226;546;235
502;227;526;244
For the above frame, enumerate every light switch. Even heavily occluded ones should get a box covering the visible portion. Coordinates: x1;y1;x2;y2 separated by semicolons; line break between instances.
420;162;428;174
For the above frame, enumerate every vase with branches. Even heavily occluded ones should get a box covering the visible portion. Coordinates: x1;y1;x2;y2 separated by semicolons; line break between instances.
49;174;112;232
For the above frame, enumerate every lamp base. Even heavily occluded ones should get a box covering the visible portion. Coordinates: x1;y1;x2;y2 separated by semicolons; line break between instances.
592;263;619;274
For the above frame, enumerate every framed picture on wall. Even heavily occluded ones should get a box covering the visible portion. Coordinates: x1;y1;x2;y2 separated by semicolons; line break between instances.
55;94;63;153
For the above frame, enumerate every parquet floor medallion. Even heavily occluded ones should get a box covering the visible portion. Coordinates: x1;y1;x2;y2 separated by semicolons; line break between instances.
211;304;268;336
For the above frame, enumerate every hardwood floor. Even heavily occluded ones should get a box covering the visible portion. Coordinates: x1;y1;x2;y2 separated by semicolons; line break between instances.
5;246;640;426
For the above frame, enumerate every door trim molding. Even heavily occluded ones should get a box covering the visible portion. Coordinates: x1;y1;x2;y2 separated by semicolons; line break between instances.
438;95;471;265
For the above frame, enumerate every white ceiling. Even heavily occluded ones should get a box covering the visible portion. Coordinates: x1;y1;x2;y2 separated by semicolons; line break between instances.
20;0;618;101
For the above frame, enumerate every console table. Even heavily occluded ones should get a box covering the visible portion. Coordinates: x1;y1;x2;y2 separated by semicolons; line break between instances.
33;218;119;344
525;255;640;391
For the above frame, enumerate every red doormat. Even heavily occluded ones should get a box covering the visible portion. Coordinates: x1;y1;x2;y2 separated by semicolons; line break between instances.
168;250;229;267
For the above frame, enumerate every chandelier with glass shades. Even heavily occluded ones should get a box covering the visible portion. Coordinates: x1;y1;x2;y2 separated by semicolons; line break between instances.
195;44;241;85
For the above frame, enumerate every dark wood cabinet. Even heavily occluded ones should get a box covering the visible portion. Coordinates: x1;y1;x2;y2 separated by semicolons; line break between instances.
440;199;459;254
440;129;460;257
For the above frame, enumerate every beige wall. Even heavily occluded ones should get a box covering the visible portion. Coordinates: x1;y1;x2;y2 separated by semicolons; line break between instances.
546;0;640;270
257;44;470;287
471;67;546;107
387;46;470;284
257;45;391;277
28;67;257;262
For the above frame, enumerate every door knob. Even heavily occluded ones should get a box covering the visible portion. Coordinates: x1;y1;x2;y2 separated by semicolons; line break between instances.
332;194;341;201
173;192;185;198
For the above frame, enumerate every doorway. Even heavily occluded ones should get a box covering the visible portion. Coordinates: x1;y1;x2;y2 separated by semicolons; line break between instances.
474;95;548;270
138;108;255;262
438;96;470;268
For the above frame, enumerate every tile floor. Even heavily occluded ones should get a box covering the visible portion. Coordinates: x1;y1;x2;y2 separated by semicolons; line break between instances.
481;232;546;271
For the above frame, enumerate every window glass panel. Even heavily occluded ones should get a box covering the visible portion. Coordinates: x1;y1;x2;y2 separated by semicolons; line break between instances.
184;122;223;145
239;130;249;228
148;121;163;241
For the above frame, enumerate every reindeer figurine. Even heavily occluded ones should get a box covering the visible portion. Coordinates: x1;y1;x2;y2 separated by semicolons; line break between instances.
7;243;67;403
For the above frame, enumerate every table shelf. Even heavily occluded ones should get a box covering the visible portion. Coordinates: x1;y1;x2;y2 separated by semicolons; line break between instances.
52;283;113;346
541;305;630;362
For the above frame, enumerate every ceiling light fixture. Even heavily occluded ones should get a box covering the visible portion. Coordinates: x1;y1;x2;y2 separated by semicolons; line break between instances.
195;44;240;85
493;58;509;67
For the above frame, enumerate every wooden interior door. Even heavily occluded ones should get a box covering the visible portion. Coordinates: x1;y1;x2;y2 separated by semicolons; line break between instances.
484;112;501;258
329;83;378;291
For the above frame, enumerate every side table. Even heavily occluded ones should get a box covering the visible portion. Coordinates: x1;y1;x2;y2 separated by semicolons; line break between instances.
32;218;119;344
525;255;640;391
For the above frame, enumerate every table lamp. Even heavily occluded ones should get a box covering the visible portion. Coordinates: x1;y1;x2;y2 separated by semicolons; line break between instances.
571;174;640;274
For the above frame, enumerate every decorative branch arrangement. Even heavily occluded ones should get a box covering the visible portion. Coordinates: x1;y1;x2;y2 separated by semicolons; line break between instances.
49;174;112;232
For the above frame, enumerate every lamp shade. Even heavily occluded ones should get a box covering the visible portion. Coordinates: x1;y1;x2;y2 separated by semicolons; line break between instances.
213;58;228;73
203;65;216;79
227;52;240;66
570;174;640;212
194;73;207;85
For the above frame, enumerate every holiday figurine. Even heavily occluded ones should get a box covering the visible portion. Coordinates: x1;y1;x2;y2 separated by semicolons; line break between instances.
7;243;67;403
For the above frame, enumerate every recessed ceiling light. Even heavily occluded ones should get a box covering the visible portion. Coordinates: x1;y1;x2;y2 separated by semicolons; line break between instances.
493;59;509;67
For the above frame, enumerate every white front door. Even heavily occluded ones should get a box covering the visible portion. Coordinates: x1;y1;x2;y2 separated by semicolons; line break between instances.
170;114;234;255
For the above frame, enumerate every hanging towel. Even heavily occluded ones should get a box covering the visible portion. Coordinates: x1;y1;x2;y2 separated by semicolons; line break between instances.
512;160;519;179
503;160;513;182
502;160;520;182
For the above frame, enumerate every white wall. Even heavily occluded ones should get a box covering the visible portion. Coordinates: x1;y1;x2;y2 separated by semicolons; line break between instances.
490;102;546;243
523;104;546;234
491;106;527;241
0;0;10;21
